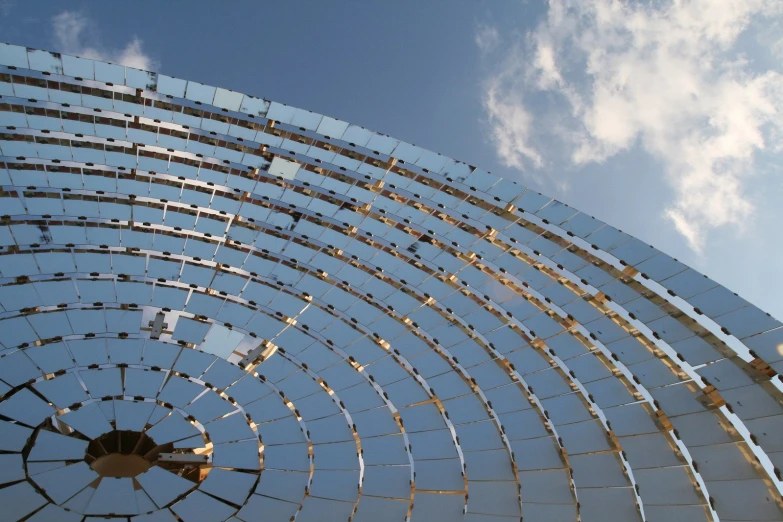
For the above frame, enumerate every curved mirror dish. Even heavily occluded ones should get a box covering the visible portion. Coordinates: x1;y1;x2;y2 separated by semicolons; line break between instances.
0;43;781;521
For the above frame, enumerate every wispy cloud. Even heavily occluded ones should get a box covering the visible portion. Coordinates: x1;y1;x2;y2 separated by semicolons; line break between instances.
484;74;544;170
52;11;157;71
475;24;500;54
478;0;783;252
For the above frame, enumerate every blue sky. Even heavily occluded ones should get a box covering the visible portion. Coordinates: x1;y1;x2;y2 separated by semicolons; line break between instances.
2;0;782;319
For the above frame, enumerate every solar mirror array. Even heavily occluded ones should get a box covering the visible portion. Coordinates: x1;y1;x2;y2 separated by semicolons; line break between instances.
0;43;782;522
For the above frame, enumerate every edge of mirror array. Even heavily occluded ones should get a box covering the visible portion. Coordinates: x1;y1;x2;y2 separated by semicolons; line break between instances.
0;43;781;522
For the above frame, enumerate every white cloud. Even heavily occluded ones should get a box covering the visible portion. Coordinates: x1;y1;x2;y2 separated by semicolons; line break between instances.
478;0;783;252
483;57;544;170
52;11;156;71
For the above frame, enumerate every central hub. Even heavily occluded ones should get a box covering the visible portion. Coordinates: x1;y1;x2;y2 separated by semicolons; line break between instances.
83;427;209;484
90;452;152;478
86;430;158;478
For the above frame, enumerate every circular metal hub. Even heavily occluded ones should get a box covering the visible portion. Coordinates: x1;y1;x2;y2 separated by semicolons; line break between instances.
90;452;152;478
